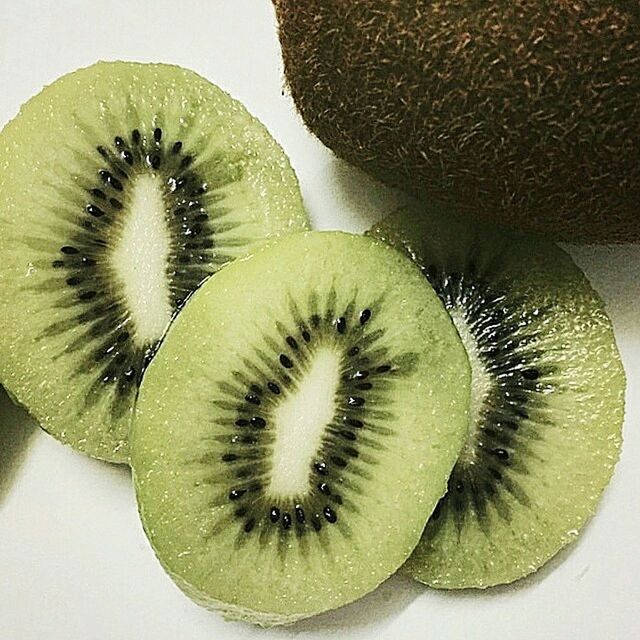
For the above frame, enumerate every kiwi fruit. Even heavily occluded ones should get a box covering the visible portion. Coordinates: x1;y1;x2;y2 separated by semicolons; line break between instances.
274;0;640;242
131;231;470;625
369;205;625;588
0;61;308;463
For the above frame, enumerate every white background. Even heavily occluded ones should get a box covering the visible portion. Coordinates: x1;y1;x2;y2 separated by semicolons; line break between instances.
0;1;639;638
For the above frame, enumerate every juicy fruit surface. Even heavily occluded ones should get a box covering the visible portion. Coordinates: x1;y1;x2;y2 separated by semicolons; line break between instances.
0;61;307;463
275;0;640;242
131;231;470;625
370;206;625;588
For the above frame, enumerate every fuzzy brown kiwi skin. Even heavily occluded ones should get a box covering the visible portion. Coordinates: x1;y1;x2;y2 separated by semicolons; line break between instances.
274;0;640;243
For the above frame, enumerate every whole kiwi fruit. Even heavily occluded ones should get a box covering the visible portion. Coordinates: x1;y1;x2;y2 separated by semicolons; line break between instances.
274;0;640;242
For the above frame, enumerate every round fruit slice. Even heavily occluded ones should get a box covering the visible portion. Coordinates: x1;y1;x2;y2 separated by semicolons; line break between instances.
369;205;625;588
131;231;470;625
0;61;308;463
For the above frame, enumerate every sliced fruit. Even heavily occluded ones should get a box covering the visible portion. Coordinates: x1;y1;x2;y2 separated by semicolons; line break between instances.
369;204;625;588
0;61;308;463
131;231;470;625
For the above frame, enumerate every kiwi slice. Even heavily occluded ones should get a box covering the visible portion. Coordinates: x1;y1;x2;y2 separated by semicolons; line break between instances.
131;231;470;625
369;205;625;588
0;61;308;463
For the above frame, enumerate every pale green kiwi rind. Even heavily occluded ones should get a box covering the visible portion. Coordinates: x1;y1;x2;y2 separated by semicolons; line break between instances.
0;60;308;463
369;204;625;589
131;231;471;625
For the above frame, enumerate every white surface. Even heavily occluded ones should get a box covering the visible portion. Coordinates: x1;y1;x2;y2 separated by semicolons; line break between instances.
0;2;638;639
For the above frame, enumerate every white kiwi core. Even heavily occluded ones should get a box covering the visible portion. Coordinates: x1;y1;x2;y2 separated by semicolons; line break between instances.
450;309;493;467
267;346;343;498
109;174;173;346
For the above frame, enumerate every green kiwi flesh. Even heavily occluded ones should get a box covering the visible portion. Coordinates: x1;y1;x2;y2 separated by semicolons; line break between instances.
369;205;625;588
0;61;308;463
131;231;470;625
274;0;640;242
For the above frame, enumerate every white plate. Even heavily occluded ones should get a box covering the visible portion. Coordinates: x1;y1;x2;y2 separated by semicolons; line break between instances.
1;2;638;638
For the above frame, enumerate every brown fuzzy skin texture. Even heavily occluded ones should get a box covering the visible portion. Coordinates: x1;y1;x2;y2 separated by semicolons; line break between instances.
274;0;640;242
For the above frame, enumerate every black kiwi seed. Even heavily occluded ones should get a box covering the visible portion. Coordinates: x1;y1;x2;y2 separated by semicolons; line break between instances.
244;519;255;533
282;513;292;529
148;154;161;170
295;505;306;524
267;381;281;394
86;204;104;217
336;317;346;334
323;507;337;523
269;507;280;523
318;482;331;495
229;489;246;501
359;309;371;324
286;336;298;350
314;461;328;475
279;354;293;369
154;127;162;142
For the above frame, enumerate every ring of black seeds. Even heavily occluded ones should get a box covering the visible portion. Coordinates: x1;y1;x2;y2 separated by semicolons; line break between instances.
33;126;243;419
195;292;418;545
421;265;557;534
